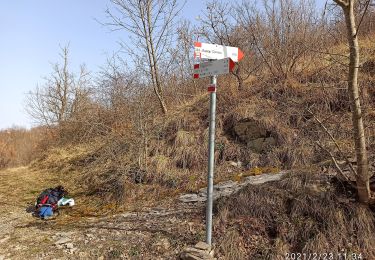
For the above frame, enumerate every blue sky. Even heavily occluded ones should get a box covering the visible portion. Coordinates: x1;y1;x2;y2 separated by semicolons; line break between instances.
0;0;326;130
0;0;204;129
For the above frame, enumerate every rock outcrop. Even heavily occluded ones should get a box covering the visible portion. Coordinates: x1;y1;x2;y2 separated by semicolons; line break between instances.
232;118;276;153
179;172;285;203
180;242;215;260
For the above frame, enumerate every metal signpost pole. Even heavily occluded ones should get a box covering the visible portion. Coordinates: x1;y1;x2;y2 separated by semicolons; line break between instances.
194;41;243;246
206;75;217;246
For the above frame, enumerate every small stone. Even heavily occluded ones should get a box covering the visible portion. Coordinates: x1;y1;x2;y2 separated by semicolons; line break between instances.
194;241;211;251
85;233;94;239
180;247;215;260
0;255;4;260
66;243;74;249
79;252;89;257
55;237;71;245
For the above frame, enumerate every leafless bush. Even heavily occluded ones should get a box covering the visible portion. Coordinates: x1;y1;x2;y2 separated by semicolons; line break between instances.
234;0;328;80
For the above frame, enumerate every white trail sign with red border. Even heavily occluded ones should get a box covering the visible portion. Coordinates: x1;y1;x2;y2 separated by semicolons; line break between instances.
193;58;235;79
194;42;244;62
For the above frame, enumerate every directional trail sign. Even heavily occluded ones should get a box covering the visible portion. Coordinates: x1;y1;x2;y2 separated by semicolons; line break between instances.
193;58;235;79
192;41;244;246
194;42;244;62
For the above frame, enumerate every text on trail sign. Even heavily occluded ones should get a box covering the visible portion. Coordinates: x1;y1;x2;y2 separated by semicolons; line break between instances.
194;42;244;62
193;58;235;79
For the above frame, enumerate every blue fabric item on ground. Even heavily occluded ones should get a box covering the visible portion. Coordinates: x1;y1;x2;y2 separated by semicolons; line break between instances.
38;206;53;218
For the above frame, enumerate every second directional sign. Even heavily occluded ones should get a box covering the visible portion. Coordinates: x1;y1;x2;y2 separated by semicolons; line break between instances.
193;58;235;79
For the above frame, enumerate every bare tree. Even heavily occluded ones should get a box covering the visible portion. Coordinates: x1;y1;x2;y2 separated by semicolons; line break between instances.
333;0;371;203
105;0;185;114
26;45;90;126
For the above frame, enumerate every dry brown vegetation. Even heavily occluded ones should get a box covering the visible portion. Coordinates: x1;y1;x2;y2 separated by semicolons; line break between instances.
214;171;375;259
1;1;375;257
25;30;375;211
6;0;373;206
0;126;54;169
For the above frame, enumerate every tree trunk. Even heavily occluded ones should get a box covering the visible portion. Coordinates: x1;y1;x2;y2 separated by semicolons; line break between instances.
335;0;371;203
62;47;70;123
234;65;243;91
146;1;168;114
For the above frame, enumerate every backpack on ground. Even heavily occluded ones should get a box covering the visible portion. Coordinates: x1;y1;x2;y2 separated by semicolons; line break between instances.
35;185;67;219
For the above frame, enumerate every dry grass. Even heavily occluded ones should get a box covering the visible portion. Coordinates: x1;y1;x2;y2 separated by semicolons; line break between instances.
214;171;375;259
23;35;375;217
0;167;59;207
171;130;205;170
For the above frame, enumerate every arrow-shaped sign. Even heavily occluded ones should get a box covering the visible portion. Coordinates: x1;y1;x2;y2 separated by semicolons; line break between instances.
194;42;244;62
193;58;235;79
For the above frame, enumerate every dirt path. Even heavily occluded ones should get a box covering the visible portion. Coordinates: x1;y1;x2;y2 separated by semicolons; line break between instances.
0;167;205;260
0;167;58;239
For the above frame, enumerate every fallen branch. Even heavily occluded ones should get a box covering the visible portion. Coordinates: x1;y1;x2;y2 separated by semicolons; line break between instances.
307;108;357;177
315;141;357;189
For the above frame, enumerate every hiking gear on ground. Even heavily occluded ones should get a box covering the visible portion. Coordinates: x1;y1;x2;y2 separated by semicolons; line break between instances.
36;186;66;208
38;206;53;219
35;186;67;219
54;185;66;195
57;197;75;207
